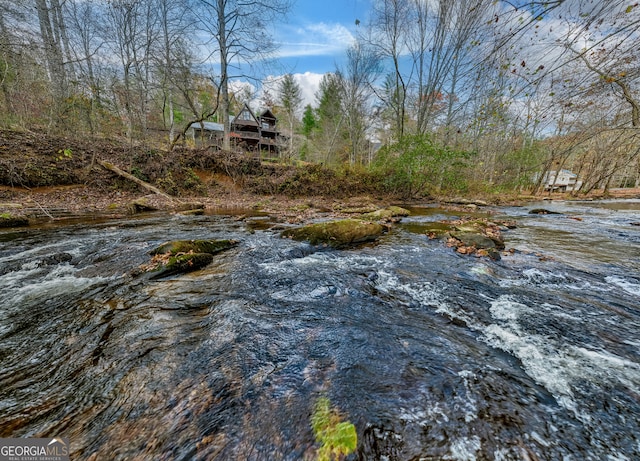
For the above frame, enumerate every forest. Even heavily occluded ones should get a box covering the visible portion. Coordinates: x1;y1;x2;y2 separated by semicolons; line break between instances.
1;0;639;199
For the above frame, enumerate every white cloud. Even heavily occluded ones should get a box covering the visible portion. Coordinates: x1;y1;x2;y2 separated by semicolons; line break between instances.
294;72;325;108
275;22;356;59
260;72;326;110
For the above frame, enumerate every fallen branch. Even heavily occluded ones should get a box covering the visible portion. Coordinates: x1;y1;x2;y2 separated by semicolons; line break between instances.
97;160;173;200
32;199;55;219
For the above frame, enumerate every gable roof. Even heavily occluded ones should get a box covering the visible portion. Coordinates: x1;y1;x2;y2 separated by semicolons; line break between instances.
233;103;259;126
260;108;277;120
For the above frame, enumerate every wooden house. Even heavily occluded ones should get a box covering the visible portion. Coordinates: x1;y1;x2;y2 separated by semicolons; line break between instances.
189;104;283;154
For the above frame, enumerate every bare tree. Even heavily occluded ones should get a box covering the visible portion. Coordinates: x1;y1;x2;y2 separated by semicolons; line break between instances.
106;0;158;140
365;0;411;140
153;0;195;145
196;0;292;150
409;0;492;134
338;43;381;166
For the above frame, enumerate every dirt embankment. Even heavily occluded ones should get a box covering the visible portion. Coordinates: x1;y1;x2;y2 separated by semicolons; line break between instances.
2;129;638;223
0;129;388;220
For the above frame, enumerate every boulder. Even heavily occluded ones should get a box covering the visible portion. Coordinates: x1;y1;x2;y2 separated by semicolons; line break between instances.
443;218;511;260
143;239;239;278
361;206;410;222
450;231;497;249
281;219;385;248
149;252;214;279
178;209;205;216
150;239;238;256
0;214;29;228
128;197;160;213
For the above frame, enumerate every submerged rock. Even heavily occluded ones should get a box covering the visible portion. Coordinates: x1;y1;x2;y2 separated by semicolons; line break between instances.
281;219;385;248
529;208;561;215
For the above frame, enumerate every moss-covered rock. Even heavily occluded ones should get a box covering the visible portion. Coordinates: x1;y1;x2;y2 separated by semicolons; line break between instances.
360;206;410;222
281;219;385;248
150;239;238;256
450;231;497;249
0;214;29;228
149;252;214;279
142;239;239;278
128;197;159;213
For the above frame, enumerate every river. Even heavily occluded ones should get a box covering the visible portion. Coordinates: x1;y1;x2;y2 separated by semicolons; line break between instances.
1;199;639;460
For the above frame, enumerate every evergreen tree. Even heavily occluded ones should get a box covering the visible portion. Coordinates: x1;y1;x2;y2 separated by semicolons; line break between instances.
278;73;302;159
301;104;317;137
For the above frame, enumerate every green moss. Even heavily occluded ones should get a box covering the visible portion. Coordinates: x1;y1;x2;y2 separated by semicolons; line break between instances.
400;221;453;236
150;239;238;256
360;206;410;221
281;219;384;248
150;252;214;279
311;397;357;461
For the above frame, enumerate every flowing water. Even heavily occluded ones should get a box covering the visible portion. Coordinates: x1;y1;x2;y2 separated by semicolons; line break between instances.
1;200;639;460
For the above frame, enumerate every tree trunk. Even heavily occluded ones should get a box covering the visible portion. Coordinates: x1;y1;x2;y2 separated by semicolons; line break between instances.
217;0;230;151
97;160;174;200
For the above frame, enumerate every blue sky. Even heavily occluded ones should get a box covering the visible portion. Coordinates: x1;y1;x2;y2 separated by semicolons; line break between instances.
273;0;371;74
237;0;373;108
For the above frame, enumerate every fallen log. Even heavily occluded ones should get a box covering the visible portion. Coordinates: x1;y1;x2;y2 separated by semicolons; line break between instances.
97;160;173;200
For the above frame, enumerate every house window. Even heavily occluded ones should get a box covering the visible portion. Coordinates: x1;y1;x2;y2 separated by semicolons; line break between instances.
240;111;252;121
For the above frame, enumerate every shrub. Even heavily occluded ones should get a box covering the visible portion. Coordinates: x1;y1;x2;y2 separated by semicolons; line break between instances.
372;134;474;198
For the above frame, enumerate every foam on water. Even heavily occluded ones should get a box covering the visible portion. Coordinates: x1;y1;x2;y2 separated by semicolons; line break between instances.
374;269;446;308
499;267;605;293
444;435;481;461
481;295;640;418
606;276;640;297
1;263;111;307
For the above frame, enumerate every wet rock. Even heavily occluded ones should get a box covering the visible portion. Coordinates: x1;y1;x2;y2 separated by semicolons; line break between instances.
281;219;385;248
0;214;29;228
148;252;214;279
361;206;410;222
444;198;489;207
451;231;497;250
142;239;239;278
174;202;205;212
631;222;640;226
38;252;73;267
150;239;238;256
178;209;205;216
443;219;510;260
529;208;560;215
128;197;159;213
